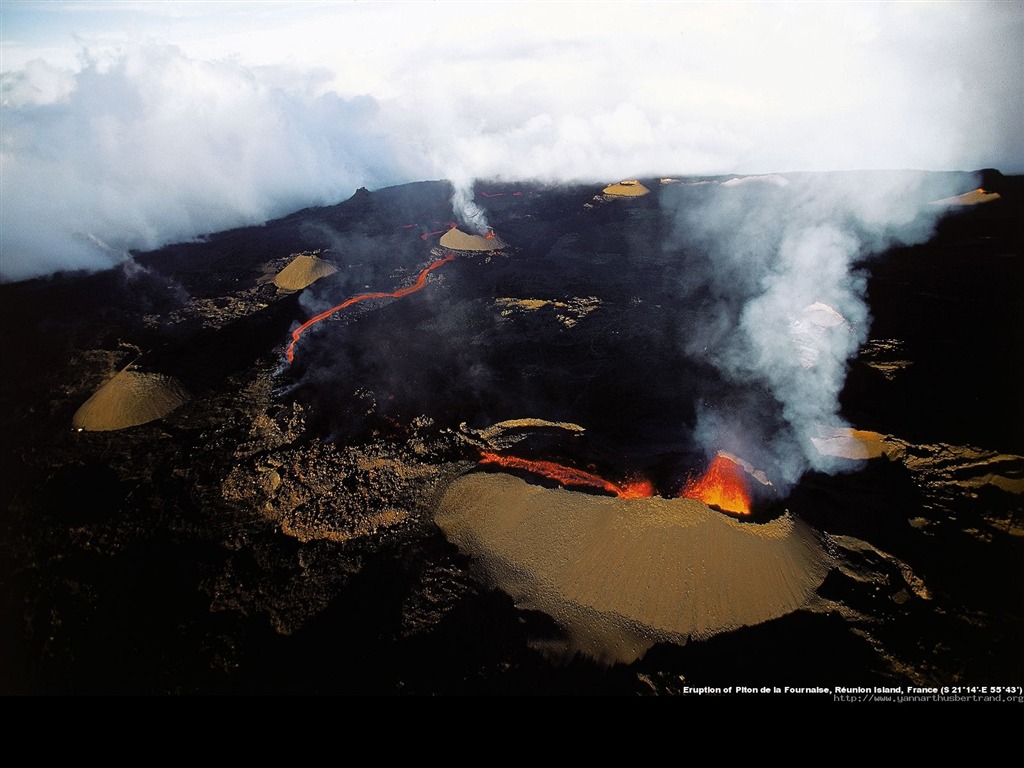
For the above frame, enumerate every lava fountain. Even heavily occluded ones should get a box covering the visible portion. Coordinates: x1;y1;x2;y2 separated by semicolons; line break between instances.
680;453;752;516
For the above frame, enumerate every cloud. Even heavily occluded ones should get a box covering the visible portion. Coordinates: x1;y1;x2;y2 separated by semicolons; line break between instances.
1;2;1021;281
0;43;429;281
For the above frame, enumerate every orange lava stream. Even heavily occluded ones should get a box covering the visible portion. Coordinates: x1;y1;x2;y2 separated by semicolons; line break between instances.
680;454;752;515
479;451;655;499
285;253;456;363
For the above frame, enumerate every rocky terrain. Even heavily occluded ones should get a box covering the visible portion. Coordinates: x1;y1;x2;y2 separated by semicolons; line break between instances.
1;172;1021;695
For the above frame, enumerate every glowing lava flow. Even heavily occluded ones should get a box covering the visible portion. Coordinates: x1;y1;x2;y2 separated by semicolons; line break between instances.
616;475;656;499
285;253;455;363
680;454;752;516
417;221;457;240
479;451;654;499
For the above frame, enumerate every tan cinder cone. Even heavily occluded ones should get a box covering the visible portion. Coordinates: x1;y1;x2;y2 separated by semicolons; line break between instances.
273;254;338;291
602;180;650;197
439;228;505;251
72;369;189;431
436;472;833;665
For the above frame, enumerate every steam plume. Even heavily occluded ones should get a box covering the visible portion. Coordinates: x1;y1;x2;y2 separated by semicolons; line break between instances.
661;172;966;488
450;178;491;235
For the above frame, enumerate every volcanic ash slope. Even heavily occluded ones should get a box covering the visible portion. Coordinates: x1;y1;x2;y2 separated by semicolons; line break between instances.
72;369;189;431
435;472;834;665
602;180;650;197
273;254;338;291
439;228;505;251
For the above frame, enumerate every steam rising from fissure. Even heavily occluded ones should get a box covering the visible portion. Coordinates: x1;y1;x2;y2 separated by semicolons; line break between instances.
450;178;491;235
661;173;959;489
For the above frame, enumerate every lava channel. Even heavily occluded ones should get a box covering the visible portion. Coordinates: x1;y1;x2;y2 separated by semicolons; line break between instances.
479;451;654;499
285;253;455;363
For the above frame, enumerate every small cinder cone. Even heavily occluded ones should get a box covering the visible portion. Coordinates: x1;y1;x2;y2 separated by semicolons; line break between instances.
436;472;833;665
929;188;1001;206
439;228;505;251
273;254;338;291
811;427;889;461
72;369;189;431
602;180;650;197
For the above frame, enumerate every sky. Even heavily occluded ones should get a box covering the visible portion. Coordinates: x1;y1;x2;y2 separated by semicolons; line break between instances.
2;0;1022;282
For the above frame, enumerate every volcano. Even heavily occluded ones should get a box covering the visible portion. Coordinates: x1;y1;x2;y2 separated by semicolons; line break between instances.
272;253;339;291
1;172;1021;696
438;227;506;251
603;179;650;197
72;367;189;432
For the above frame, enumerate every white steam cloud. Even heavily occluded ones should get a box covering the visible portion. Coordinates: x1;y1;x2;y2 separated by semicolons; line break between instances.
1;1;1021;282
1;44;427;280
661;171;959;487
449;177;490;235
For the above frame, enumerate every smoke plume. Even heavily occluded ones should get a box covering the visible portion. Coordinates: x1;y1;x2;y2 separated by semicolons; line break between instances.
660;172;967;488
449;177;491;235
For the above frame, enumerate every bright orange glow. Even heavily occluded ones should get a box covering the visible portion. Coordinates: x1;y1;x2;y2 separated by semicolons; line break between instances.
484;231;496;240
616;475;656;499
680;454;752;515
285;253;455;363
479;451;655;499
480;451;620;494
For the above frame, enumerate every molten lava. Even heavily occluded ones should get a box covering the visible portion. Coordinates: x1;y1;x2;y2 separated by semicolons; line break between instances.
478;452;655;499
616;475;656;499
419;222;458;240
285;253;455;363
680;454;752;516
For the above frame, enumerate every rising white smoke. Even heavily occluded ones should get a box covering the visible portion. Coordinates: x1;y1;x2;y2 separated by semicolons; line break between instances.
449;177;490;235
662;171;968;487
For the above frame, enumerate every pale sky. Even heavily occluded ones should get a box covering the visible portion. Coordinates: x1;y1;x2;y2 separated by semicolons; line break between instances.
2;1;1022;280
